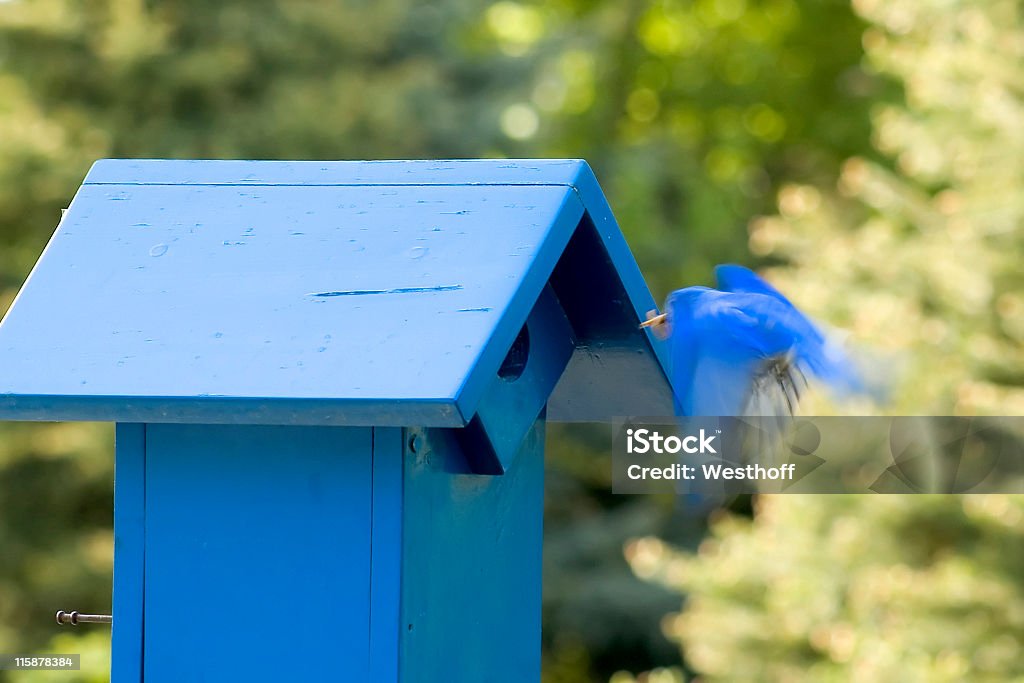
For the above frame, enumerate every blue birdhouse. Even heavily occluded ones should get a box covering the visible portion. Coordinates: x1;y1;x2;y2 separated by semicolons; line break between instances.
0;159;672;682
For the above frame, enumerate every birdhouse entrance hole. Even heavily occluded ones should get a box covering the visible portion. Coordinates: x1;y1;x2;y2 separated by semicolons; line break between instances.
498;325;530;381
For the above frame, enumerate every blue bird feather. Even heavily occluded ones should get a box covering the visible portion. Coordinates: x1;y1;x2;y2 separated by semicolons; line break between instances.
659;265;862;417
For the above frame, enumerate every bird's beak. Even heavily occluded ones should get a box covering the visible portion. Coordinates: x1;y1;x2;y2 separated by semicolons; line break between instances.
640;311;670;340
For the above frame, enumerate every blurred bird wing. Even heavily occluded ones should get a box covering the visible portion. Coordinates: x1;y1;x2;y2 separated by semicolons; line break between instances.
716;264;865;395
715;263;790;301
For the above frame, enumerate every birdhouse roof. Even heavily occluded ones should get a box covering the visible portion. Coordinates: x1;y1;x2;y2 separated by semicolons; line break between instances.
0;159;671;426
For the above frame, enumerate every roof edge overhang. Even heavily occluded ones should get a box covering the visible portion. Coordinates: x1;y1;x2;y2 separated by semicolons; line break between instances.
0;394;468;427
452;160;674;425
82;158;596;188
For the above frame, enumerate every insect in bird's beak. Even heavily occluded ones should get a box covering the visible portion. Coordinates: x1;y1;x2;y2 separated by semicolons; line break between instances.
640;310;670;340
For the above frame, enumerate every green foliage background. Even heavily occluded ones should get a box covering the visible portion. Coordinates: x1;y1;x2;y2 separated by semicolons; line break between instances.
0;0;1017;681
620;0;1024;681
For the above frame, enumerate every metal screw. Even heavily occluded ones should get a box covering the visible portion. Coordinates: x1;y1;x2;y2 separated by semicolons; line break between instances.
55;611;112;626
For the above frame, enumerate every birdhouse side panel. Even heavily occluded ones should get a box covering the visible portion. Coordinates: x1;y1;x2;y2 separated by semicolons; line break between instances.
399;421;545;682
111;424;145;683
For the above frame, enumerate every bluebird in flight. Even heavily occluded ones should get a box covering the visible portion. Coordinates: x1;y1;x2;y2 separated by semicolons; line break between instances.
642;264;862;417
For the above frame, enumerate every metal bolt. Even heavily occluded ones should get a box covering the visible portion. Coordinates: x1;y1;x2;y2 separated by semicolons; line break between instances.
55;611;112;626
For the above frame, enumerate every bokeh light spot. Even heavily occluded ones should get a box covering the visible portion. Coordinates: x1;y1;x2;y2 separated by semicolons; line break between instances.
500;103;539;140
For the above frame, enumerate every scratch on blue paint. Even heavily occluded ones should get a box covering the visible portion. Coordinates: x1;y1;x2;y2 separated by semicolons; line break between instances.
309;285;463;297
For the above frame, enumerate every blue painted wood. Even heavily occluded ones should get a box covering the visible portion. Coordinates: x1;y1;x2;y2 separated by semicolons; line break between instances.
111;423;145;683
546;177;676;421
459;285;574;473
83;158;591;187
0;180;579;426
399;421;545;682
143;424;373;681
0;159;672;428
370;428;403;682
